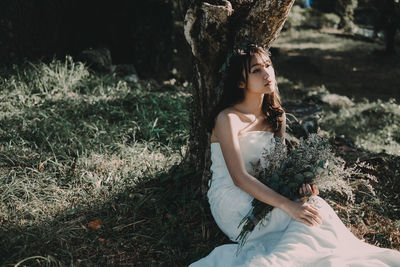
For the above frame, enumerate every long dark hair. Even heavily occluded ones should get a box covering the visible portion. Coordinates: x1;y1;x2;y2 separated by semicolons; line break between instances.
209;44;284;133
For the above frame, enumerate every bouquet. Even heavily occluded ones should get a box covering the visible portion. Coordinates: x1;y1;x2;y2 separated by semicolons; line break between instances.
236;134;375;254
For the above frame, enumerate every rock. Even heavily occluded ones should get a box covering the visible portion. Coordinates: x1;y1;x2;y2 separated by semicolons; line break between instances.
138;79;163;92
79;47;112;72
123;74;139;83
110;64;139;82
111;64;137;76
284;101;323;138
302;116;319;134
321;13;341;29
284;101;323;120
315;93;354;108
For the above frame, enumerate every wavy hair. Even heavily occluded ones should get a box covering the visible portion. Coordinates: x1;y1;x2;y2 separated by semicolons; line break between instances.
209;44;284;133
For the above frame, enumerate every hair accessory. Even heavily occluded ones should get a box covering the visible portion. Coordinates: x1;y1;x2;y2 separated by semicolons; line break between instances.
219;43;267;73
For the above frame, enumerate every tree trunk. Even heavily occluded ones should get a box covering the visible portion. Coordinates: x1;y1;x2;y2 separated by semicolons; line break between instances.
335;0;358;32
183;0;295;195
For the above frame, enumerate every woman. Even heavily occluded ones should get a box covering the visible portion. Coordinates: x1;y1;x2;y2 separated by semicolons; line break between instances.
190;44;400;266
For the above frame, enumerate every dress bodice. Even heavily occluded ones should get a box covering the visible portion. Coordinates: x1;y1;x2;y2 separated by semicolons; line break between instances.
210;131;275;178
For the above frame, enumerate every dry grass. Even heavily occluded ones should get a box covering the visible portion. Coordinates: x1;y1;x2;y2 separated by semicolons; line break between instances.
0;57;192;266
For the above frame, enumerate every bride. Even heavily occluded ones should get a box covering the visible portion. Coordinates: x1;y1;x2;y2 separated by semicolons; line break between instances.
189;44;400;266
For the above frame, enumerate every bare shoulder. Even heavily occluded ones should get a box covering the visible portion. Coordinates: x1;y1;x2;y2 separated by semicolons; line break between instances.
215;108;242;131
216;108;241;123
213;108;241;139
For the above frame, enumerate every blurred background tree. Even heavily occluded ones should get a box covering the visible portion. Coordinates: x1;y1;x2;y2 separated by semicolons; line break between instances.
0;0;182;81
1;0;399;82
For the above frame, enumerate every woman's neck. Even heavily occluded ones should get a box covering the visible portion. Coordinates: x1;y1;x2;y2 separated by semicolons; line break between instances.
234;93;264;116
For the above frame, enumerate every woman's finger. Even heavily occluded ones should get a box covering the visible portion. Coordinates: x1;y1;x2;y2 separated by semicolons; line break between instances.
305;210;322;224
312;184;319;195
306;204;318;211
314;212;323;222
306;206;323;221
307;206;320;215
315;185;320;195
313;216;322;225
300;217;314;227
302;184;309;197
306;184;312;194
305;211;322;225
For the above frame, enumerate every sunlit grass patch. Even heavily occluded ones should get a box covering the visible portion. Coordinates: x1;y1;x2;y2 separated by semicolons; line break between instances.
0;142;182;228
0;57;190;265
0;58;190;151
275;29;382;52
321;99;400;155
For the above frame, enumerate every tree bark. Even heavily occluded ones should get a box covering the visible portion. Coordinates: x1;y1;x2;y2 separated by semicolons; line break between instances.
335;0;358;32
183;0;295;195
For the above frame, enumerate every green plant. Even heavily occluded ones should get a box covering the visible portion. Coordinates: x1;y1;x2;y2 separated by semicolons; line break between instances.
321;99;400;155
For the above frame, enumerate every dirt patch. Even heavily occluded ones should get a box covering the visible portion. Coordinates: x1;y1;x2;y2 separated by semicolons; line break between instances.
272;29;400;102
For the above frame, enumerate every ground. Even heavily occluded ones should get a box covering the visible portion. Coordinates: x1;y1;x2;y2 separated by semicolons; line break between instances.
0;28;399;266
272;29;400;102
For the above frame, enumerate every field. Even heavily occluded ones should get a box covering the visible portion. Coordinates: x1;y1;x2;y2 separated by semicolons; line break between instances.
1;29;400;266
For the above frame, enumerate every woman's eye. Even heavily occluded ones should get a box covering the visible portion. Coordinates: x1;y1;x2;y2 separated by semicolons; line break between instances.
252;69;260;73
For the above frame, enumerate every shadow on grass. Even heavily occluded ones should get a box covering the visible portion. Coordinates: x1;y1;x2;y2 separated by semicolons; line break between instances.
0;166;230;266
1;147;400;266
273;39;400;102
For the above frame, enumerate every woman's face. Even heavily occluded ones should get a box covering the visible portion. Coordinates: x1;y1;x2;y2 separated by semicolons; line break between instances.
242;53;276;95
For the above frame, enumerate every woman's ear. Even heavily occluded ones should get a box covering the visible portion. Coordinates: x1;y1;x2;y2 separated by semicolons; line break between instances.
238;81;245;88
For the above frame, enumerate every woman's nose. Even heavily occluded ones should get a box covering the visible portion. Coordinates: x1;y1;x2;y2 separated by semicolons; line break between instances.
263;70;269;79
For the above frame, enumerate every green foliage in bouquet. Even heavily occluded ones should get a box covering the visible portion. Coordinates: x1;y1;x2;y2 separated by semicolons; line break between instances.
236;134;376;254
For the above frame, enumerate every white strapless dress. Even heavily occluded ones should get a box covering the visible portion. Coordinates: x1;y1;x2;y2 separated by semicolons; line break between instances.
189;131;400;267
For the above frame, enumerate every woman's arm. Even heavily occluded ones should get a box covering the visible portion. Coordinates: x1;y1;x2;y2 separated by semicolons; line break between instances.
214;111;322;226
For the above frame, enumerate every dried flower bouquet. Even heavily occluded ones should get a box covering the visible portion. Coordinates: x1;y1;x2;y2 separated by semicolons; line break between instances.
236;134;375;254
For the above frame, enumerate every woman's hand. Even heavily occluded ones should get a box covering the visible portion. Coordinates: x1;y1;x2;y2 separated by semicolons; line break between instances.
284;184;322;226
299;184;319;200
284;200;323;227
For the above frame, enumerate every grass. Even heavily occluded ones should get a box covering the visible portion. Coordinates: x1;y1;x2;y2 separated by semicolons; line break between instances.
321;99;400;155
0;57;193;265
0;56;399;266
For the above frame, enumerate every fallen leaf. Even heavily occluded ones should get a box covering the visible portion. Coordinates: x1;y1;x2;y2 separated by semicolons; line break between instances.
88;219;104;230
38;162;44;172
